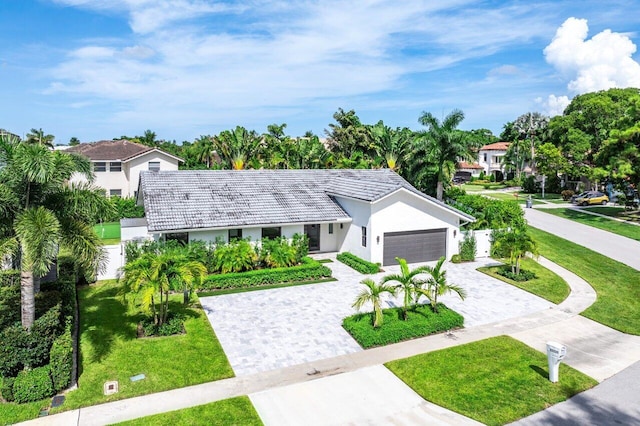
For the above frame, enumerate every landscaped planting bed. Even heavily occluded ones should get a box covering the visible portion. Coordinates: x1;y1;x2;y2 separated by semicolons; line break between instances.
115;396;263;426
386;336;597;426
477;257;569;304
342;303;463;348
336;252;380;274
200;257;332;290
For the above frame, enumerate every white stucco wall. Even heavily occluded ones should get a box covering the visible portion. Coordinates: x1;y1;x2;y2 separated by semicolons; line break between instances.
188;229;227;243
333;196;372;261
128;152;180;198
369;190;462;264
319;223;339;252
121;225;149;242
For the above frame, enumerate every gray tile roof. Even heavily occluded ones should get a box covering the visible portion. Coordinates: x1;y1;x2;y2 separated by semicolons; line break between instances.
139;169;475;232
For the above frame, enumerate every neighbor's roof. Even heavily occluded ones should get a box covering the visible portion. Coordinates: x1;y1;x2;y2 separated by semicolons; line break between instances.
480;142;511;151
457;161;484;170
139;169;475;232
67;140;183;163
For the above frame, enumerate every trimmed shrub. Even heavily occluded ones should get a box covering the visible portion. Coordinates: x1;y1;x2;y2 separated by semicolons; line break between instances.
336;252;380;274
450;254;462;264
1;376;15;402
343;303;464;348
459;232;477;262
201;257;331;290
49;322;73;392
12;366;54;403
0;270;20;287
212;239;258;273
522;175;537;193
497;267;537;282
561;189;575;201
141;314;185;337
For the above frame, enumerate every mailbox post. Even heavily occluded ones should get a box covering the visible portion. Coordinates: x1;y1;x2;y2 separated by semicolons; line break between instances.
546;341;566;383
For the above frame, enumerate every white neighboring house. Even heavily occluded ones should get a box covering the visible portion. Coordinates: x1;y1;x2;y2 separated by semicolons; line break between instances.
477;142;511;181
133;169;476;266
67;140;183;198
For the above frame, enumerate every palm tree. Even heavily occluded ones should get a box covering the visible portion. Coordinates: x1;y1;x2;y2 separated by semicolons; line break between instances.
415;109;472;201
415;256;466;313
491;226;538;275
352;278;397;328
0;136;111;329
25;128;55;148
213;126;263;169
193;135;216;168
380;257;430;320
121;249;206;325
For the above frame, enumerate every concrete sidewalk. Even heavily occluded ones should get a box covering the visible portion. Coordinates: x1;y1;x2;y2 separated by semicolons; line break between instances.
25;254;631;426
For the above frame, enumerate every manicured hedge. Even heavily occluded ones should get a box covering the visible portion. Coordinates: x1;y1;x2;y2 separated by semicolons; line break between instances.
343;303;464;348
200;257;332;290
1;376;15;402
12;366;53;404
336;252;380;274
49;322;73;393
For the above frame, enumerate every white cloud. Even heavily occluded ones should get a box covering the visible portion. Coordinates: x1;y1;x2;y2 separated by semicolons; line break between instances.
544;17;640;93
536;94;570;117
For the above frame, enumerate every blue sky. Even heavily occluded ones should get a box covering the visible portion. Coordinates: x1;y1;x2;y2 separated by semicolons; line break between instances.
1;0;640;144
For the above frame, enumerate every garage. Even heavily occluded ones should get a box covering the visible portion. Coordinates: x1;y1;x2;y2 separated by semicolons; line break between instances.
382;228;447;266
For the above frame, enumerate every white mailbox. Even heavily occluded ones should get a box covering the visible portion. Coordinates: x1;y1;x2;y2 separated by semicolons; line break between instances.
546;341;566;383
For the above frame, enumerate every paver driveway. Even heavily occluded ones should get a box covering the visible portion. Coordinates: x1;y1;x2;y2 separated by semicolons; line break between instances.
199;256;552;376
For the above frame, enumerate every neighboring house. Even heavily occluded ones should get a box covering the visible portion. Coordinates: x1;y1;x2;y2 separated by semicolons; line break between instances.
67;140;183;197
477;142;510;180
135;169;475;266
456;161;484;179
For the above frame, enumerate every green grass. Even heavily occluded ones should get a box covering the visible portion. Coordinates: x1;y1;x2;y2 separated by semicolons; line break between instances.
477;257;570;304
93;221;121;244
484;192;544;205
197;277;337;297
585;206;640;223
317;258;333;263
342;303;464;349
386;336;597;426
51;280;234;413
114;396;263;426
538;208;640;242
0;397;48;425
460;183;504;192
529;227;640;334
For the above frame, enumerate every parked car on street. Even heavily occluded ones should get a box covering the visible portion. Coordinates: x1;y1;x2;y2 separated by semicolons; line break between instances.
575;191;609;206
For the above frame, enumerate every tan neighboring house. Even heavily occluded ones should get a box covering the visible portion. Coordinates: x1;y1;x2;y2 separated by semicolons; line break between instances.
67;140;183;198
478;141;510;180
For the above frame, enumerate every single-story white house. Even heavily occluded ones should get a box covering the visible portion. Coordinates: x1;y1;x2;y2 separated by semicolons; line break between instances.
134;169;475;266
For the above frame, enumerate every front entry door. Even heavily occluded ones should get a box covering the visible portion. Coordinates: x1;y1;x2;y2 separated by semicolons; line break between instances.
304;224;321;252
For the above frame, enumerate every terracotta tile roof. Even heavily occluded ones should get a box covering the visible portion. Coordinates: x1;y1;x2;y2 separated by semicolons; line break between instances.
480;142;510;151
457;161;484;169
66;140;153;161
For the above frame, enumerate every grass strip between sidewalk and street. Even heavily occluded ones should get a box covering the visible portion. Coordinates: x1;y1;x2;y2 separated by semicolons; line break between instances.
477;257;570;304
114;396;263;426
386;336;597;426
529;227;640;334
538;208;640;241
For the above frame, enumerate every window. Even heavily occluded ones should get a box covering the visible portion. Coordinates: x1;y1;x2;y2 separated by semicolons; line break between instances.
148;161;160;172
361;226;367;247
328;223;334;234
94;162;106;172
228;228;242;241
165;232;188;245
110;161;122;172
109;189;122;197
261;227;281;239
483;153;487;162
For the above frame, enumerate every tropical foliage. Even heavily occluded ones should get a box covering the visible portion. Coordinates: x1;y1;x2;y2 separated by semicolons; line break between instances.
414;257;466;312
352;278;397;328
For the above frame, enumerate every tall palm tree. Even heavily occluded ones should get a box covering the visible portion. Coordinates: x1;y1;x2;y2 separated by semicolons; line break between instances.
213;126;263;169
0;136;111;329
380;257;430;320
415;256;466;313
352;278;397;328
415;109;472;201
193;135;215;168
25;128;55;148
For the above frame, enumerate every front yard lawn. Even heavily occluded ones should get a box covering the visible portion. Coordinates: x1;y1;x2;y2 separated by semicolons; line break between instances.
477;257;570;304
115;396;263;426
386;336;597;426
585;206;640;223
93;221;121;245
529;227;640;334
343;303;463;349
538;208;640;242
52;280;234;413
485;192;544;205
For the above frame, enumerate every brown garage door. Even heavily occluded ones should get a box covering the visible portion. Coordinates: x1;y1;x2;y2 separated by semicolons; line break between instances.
383;229;447;266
